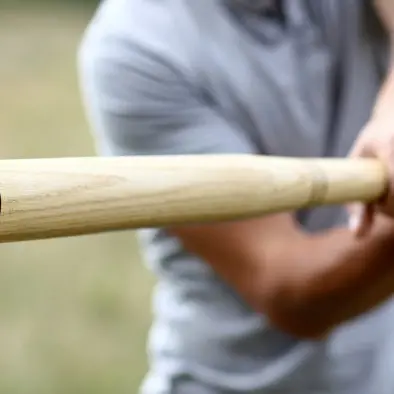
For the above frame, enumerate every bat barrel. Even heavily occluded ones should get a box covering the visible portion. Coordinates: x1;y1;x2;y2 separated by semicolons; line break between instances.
0;155;387;243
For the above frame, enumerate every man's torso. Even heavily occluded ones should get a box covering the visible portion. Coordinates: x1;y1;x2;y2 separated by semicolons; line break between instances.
80;1;394;392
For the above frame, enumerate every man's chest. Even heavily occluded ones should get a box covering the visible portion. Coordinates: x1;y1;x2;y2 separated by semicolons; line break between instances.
192;0;382;158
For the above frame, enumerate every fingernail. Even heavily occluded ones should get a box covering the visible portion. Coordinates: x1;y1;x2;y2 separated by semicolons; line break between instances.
349;214;360;233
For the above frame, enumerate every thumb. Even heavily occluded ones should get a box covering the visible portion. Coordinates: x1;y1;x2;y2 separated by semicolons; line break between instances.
347;131;377;237
348;203;375;237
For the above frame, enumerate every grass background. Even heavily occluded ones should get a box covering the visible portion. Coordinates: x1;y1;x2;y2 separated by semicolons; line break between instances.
0;3;155;393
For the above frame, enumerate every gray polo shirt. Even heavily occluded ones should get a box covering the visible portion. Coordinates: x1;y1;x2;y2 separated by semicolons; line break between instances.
78;1;394;393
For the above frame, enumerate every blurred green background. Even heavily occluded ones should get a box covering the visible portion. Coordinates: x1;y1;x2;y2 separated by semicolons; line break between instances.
0;1;155;393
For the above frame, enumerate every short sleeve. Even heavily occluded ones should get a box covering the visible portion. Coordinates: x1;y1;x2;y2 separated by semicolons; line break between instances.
77;33;257;158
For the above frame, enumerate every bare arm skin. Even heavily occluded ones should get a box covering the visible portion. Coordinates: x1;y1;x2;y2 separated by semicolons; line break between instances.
170;212;394;339
374;0;394;42
349;0;394;232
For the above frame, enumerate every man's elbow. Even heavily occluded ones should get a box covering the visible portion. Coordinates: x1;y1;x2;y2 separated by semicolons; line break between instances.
265;308;332;340
250;288;334;340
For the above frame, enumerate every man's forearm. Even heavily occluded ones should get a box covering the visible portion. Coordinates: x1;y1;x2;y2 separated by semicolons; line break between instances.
374;0;394;43
170;211;394;339
372;64;394;118
371;11;394;118
263;216;394;338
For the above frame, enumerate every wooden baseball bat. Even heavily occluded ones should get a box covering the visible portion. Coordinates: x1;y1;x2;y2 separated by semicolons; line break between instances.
0;155;387;243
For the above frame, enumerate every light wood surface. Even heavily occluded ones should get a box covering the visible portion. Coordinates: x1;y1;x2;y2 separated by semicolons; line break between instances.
0;155;387;243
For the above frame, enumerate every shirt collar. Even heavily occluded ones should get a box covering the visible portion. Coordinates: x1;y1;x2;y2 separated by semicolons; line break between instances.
230;0;279;12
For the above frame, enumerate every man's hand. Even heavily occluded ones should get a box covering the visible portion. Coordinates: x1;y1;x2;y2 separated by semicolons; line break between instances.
348;1;394;236
348;116;394;236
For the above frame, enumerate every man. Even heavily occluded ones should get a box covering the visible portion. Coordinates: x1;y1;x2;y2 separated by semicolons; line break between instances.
78;1;394;393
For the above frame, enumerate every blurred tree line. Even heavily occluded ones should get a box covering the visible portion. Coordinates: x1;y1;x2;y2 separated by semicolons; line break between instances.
50;0;101;5
1;0;100;9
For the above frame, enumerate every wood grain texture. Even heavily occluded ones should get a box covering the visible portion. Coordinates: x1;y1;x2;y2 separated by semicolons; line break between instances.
0;155;387;243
